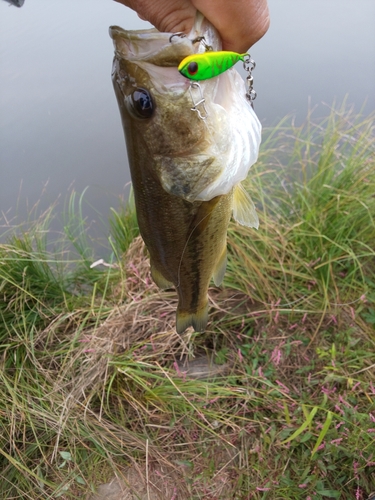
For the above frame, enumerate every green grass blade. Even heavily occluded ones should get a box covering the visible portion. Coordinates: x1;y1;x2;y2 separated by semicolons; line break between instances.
311;411;333;457
281;406;318;444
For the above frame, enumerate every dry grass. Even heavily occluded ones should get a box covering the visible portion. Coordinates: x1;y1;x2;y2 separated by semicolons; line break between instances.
1;105;375;499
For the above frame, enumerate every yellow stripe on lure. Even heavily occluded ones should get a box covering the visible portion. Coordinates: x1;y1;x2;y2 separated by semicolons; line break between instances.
178;51;247;81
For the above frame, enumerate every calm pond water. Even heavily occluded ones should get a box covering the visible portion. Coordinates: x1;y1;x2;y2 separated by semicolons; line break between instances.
1;0;374;252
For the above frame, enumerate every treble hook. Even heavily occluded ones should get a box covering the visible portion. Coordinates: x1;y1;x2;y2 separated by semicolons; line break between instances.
169;33;213;52
189;82;208;120
191;36;213;52
169;32;187;43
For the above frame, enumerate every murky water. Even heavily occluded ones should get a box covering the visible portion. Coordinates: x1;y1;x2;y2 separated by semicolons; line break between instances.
1;0;374;252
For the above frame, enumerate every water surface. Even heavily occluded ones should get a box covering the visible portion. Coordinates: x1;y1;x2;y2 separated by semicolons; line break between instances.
1;0;374;251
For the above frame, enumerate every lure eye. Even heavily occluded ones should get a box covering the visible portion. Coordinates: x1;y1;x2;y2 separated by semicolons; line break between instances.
127;88;154;119
187;61;198;76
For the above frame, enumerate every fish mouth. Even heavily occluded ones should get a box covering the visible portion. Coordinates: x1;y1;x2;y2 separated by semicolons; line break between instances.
109;25;194;67
109;15;221;67
109;25;170;47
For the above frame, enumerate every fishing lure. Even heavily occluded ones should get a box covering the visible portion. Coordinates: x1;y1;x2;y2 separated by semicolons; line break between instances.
178;51;248;81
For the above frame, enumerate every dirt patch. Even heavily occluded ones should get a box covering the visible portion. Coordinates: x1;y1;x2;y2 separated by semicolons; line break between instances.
87;466;181;500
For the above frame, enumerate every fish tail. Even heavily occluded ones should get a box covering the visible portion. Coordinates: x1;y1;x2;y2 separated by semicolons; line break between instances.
176;302;209;335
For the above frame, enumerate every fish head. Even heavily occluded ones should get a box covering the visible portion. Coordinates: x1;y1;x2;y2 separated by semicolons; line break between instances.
109;16;261;202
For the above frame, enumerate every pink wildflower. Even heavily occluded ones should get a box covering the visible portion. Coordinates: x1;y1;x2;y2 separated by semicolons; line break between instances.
321;386;336;395
308;257;321;267
276;380;290;393
353;461;359;476
339;395;351;407
271;346;282;366
307;280;317;290
356;485;361;500
302;353;311;363
129;263;139;276
331;438;343;445
335;404;345;416
173;361;182;376
351;381;361;391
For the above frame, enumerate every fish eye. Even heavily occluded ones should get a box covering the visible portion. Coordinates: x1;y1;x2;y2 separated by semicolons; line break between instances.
127;88;154;119
187;61;198;75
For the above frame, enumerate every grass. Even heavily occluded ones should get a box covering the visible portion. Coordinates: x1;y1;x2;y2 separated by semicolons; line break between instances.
0;104;374;499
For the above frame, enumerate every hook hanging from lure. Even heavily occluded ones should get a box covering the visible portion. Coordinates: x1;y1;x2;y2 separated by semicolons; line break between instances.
178;51;248;81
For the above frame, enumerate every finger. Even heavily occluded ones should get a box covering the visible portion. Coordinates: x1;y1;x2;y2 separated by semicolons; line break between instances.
192;0;270;51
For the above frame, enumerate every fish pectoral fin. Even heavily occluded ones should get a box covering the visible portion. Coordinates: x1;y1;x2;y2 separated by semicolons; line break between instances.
212;247;227;287
150;263;174;290
154;155;216;202
176;302;209;335
232;183;259;229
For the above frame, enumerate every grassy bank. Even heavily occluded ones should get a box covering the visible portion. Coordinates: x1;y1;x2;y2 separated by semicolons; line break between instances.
0;105;374;499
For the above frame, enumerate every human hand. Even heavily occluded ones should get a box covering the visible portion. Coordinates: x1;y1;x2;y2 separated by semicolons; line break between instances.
113;0;270;52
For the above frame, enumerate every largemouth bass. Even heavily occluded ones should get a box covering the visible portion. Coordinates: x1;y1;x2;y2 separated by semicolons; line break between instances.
109;15;261;334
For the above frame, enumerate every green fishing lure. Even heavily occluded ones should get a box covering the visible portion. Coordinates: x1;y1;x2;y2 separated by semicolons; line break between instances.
178;51;247;81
